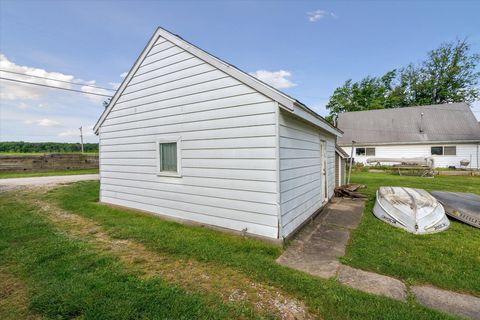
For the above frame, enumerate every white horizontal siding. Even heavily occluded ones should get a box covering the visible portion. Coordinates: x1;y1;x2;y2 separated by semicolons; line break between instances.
278;110;336;237
99;35;279;239
342;144;480;169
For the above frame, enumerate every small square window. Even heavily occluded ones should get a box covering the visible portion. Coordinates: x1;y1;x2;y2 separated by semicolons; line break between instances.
444;146;456;156
366;148;376;156
356;147;366;156
431;146;443;155
157;137;181;177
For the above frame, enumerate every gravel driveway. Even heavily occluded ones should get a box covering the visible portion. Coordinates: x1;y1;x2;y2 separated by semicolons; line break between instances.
0;174;99;191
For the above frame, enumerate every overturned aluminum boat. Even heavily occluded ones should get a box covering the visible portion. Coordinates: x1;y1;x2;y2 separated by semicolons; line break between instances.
374;187;450;234
430;191;480;229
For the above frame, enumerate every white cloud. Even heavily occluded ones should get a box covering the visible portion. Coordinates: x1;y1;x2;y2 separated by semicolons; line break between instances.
120;72;128;78
109;82;121;90
307;10;337;22
59;125;94;137
0;54;111;104
80;81;111;104
249;70;297;89
17;102;29;110
0;54;75;101
25;118;63;128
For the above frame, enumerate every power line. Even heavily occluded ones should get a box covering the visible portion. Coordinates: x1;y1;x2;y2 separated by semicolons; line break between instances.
0;69;116;91
0;77;113;97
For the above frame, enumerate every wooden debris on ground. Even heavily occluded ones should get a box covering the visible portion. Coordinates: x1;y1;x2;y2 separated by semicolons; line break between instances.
335;184;367;199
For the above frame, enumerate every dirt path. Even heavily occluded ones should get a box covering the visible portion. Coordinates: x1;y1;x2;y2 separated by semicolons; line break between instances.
24;190;315;320
0;267;41;320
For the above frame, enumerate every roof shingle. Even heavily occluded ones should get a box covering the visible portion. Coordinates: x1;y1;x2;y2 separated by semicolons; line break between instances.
337;103;480;146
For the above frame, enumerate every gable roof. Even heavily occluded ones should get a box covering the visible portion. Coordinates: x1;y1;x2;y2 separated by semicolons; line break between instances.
94;27;341;136
337;103;480;146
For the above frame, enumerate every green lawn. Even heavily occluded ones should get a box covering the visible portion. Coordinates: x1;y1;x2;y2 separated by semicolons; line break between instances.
6;180;454;320
0;168;99;179
344;172;480;296
0;152;98;156
2;178;475;319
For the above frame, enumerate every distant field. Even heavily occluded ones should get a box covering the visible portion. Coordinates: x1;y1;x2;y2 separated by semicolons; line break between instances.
0;152;98;156
0;168;99;179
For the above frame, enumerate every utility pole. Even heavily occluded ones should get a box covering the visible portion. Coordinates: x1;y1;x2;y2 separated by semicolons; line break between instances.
347;140;356;185
79;126;84;153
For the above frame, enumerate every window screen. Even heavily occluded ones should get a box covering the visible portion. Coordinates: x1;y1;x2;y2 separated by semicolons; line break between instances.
159;142;177;172
444;146;456;155
366;148;376;156
356;148;366;156
431;146;443;155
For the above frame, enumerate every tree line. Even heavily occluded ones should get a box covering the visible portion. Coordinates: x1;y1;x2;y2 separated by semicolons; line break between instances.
326;39;480;122
0;142;99;153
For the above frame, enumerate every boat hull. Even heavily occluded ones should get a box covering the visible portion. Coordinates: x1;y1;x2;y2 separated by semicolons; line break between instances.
373;187;450;234
430;191;480;229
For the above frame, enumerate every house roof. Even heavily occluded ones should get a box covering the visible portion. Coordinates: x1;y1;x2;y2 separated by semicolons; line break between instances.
94;27;342;137
337;103;480;146
335;145;349;158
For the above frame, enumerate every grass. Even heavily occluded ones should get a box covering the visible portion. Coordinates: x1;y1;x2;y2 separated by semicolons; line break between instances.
0;193;260;320
0;168;98;179
343;172;480;296
0;152;98;156
34;180;458;319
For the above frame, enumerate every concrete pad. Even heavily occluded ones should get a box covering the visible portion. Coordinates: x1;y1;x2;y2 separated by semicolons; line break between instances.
278;254;341;279
311;224;351;244
324;208;363;229
338;265;408;301
412;285;480;319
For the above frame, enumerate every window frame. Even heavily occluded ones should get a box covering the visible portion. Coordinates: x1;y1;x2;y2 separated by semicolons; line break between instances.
443;146;456;156
355;147;366;156
366;147;376;156
431;146;457;156
156;137;182;177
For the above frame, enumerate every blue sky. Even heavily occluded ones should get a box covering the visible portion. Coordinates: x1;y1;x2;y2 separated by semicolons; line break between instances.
1;0;479;143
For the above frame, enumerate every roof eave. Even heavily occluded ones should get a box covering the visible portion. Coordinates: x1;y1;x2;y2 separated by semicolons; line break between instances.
338;140;480;147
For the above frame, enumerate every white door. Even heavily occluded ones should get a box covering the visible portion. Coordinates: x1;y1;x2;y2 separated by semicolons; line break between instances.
320;140;328;202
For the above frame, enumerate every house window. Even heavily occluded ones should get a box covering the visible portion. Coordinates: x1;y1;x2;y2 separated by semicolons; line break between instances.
431;146;443;155
366;148;376;156
431;146;457;156
356;147;366;156
157;137;181;176
444;146;456;156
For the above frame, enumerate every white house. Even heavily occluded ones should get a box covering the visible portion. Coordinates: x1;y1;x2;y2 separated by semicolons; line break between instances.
337;103;480;169
94;27;342;240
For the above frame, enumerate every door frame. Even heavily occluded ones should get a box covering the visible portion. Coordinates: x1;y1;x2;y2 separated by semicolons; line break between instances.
320;139;328;203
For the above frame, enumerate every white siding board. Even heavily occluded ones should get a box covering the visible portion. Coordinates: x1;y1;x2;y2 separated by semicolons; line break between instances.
101;185;278;219
279;110;336;238
145;40;175;57
115;76;238;107
100;171;277;193
136;52;193;76
108;86;256;119
100;114;276;139
101;196;278;238
342;143;479;169
124;64;216;95
129;58;202;86
100;125;276;144
101;177;276;204
102;102;275;132
119;70;228;104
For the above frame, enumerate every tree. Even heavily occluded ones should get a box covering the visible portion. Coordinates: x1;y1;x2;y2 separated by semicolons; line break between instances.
326;39;480;122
